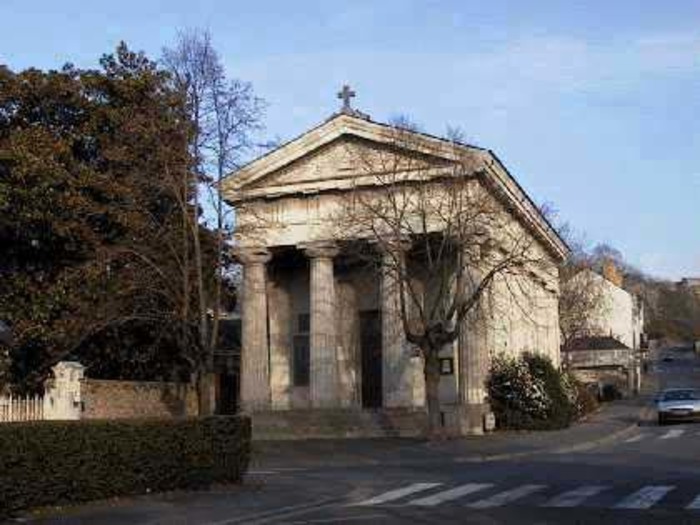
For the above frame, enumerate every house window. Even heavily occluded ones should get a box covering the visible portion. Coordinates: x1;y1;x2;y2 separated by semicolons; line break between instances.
293;313;310;386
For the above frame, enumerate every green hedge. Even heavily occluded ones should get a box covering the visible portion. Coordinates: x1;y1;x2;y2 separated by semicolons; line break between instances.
0;416;251;518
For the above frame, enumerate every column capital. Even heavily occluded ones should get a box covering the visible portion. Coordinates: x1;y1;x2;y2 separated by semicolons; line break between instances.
301;240;339;260
232;246;272;265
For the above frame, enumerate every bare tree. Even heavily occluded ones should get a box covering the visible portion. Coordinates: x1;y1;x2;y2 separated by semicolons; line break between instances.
554;228;609;349
333;124;553;436
534;208;610;350
559;263;609;349
162;29;263;414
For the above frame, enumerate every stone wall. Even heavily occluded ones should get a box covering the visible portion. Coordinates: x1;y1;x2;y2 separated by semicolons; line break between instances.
570;368;632;396
82;379;198;419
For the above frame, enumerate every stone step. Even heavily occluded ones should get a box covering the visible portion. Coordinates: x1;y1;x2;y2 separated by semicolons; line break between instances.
251;408;428;440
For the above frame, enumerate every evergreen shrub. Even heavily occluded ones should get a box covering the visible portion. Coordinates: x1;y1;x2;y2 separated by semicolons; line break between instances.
487;352;597;430
0;416;250;518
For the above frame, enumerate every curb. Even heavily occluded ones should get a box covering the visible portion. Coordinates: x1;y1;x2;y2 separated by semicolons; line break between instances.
258;399;658;469
455;401;650;463
454;422;638;463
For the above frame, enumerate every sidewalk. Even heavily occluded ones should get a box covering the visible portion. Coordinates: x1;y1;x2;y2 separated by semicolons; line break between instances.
252;393;652;470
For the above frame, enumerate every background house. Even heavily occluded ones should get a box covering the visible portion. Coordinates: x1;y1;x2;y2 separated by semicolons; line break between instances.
562;265;645;396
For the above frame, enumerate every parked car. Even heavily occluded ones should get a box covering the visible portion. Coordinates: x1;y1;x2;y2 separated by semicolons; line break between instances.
656;388;700;425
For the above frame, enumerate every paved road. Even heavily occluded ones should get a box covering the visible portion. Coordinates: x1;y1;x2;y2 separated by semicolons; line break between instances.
19;347;700;525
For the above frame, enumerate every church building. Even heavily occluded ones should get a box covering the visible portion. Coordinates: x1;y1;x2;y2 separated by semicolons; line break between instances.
222;89;568;437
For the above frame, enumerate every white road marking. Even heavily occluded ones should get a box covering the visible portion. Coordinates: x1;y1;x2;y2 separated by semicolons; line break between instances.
408;483;493;506
542;485;609;508
660;429;685;440
614;485;675;509
350;482;442;506
466;484;547;509
624;434;645;443
686;494;700;509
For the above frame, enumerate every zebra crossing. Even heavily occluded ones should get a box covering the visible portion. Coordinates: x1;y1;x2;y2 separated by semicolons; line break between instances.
349;481;700;510
622;427;698;443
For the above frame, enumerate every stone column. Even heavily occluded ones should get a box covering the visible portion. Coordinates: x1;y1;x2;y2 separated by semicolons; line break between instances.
408;276;426;408
268;274;292;410
304;241;340;408
381;244;414;408
458;244;491;435
337;279;360;407
234;247;272;412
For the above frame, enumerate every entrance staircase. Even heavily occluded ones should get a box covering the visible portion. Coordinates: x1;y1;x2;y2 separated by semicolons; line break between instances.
251;408;428;440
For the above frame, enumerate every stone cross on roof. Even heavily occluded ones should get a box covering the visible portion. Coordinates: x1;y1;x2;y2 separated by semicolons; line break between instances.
337;84;356;114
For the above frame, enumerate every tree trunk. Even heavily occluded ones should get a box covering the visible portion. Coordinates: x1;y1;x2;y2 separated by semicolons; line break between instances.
194;366;213;416
423;350;442;439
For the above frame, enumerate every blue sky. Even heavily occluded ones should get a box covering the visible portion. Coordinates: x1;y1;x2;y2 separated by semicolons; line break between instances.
2;0;699;280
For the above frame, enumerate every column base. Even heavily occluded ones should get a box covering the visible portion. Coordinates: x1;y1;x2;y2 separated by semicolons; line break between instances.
456;403;491;436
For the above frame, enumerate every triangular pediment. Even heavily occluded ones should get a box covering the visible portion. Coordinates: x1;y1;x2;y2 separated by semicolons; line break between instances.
221;113;485;202
221;112;570;261
246;135;453;192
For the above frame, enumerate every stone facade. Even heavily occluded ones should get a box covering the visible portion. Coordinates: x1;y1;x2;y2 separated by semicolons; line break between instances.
572;269;645;349
81;379;198;419
222;112;568;436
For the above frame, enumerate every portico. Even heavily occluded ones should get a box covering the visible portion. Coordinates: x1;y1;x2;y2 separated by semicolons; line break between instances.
233;242;425;414
223;94;567;437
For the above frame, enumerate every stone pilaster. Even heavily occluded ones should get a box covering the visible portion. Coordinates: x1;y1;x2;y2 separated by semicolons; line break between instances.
458;244;491;434
547;277;562;368
381;244;414;408
233;247;272;412
303;241;340;408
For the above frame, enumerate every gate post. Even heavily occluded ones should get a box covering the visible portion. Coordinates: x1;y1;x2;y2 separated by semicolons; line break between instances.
43;361;84;420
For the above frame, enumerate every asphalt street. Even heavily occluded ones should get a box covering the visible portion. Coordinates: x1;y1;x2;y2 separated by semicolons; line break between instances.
17;347;700;525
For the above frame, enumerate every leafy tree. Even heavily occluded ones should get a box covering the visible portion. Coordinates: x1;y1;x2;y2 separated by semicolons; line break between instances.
0;44;205;391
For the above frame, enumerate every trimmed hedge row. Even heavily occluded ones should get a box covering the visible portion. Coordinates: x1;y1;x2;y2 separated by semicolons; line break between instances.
0;416;250;517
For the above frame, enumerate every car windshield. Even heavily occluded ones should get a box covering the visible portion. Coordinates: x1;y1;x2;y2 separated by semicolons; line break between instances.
662;390;698;401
